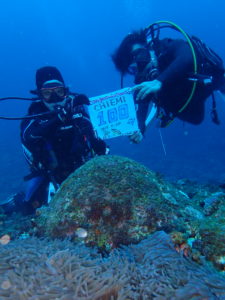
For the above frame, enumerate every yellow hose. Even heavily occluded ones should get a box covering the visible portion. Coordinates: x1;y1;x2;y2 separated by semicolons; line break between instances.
146;20;197;114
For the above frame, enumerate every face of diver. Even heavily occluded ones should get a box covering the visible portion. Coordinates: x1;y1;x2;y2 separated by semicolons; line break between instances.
127;43;151;75
40;86;66;103
39;80;67;110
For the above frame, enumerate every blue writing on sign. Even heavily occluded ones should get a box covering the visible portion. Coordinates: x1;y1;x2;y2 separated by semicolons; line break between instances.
118;104;129;120
97;104;129;126
96;111;107;126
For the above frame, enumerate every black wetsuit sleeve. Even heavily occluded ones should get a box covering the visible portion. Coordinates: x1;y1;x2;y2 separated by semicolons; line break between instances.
21;101;62;143
21;116;61;143
70;97;107;155
157;39;194;84
74;116;107;155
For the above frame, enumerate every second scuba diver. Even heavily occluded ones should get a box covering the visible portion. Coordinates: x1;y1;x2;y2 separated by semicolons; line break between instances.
112;22;225;143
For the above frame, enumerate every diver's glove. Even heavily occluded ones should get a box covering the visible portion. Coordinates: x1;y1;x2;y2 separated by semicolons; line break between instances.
92;138;108;155
129;130;143;144
75;94;90;106
132;79;162;101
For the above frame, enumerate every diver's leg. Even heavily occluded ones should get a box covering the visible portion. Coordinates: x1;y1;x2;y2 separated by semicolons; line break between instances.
22;176;49;215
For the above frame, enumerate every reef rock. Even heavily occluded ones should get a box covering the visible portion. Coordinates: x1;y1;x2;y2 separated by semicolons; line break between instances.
36;155;190;250
197;203;225;271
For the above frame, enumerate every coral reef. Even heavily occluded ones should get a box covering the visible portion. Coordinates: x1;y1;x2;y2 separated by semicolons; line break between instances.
0;212;33;240
202;192;224;216
197;203;225;271
35;155;191;250
1;155;225;279
0;231;225;299
0;207;6;224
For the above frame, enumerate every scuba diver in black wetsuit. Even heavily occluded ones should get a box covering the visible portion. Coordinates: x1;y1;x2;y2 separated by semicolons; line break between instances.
2;66;107;214
112;21;225;143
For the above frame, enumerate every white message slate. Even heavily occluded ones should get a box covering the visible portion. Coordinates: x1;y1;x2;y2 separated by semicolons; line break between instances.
89;88;139;140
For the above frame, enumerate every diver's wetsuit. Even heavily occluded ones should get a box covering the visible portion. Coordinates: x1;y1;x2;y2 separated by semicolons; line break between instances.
135;38;225;131
21;94;106;211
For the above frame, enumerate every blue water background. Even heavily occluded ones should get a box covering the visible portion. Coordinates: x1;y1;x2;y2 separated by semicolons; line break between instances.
0;0;225;201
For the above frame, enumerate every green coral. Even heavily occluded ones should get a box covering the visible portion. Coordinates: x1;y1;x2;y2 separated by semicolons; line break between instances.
199;204;225;267
35;155;194;249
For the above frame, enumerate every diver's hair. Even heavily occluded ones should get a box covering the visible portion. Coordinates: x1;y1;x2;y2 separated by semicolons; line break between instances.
111;29;147;74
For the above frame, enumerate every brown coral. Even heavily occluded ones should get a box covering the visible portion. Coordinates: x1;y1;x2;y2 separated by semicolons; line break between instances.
36;155;189;250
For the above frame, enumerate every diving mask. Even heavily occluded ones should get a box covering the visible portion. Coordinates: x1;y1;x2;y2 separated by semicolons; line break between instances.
128;47;151;74
40;86;66;103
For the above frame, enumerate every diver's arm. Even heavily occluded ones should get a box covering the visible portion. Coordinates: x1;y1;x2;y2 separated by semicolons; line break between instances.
70;94;90;116
82;119;107;155
72;111;107;155
21;117;61;142
157;39;194;84
71;94;107;155
133;40;193;102
21;101;63;142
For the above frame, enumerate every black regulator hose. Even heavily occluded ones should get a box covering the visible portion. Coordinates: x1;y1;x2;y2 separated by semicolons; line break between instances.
0;97;38;101
0;96;54;120
0;112;54;120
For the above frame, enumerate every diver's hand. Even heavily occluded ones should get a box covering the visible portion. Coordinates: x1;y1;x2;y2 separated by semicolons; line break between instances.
132;79;162;101
129;131;143;144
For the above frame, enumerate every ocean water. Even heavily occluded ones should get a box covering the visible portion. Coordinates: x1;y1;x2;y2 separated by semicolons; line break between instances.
0;0;225;201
